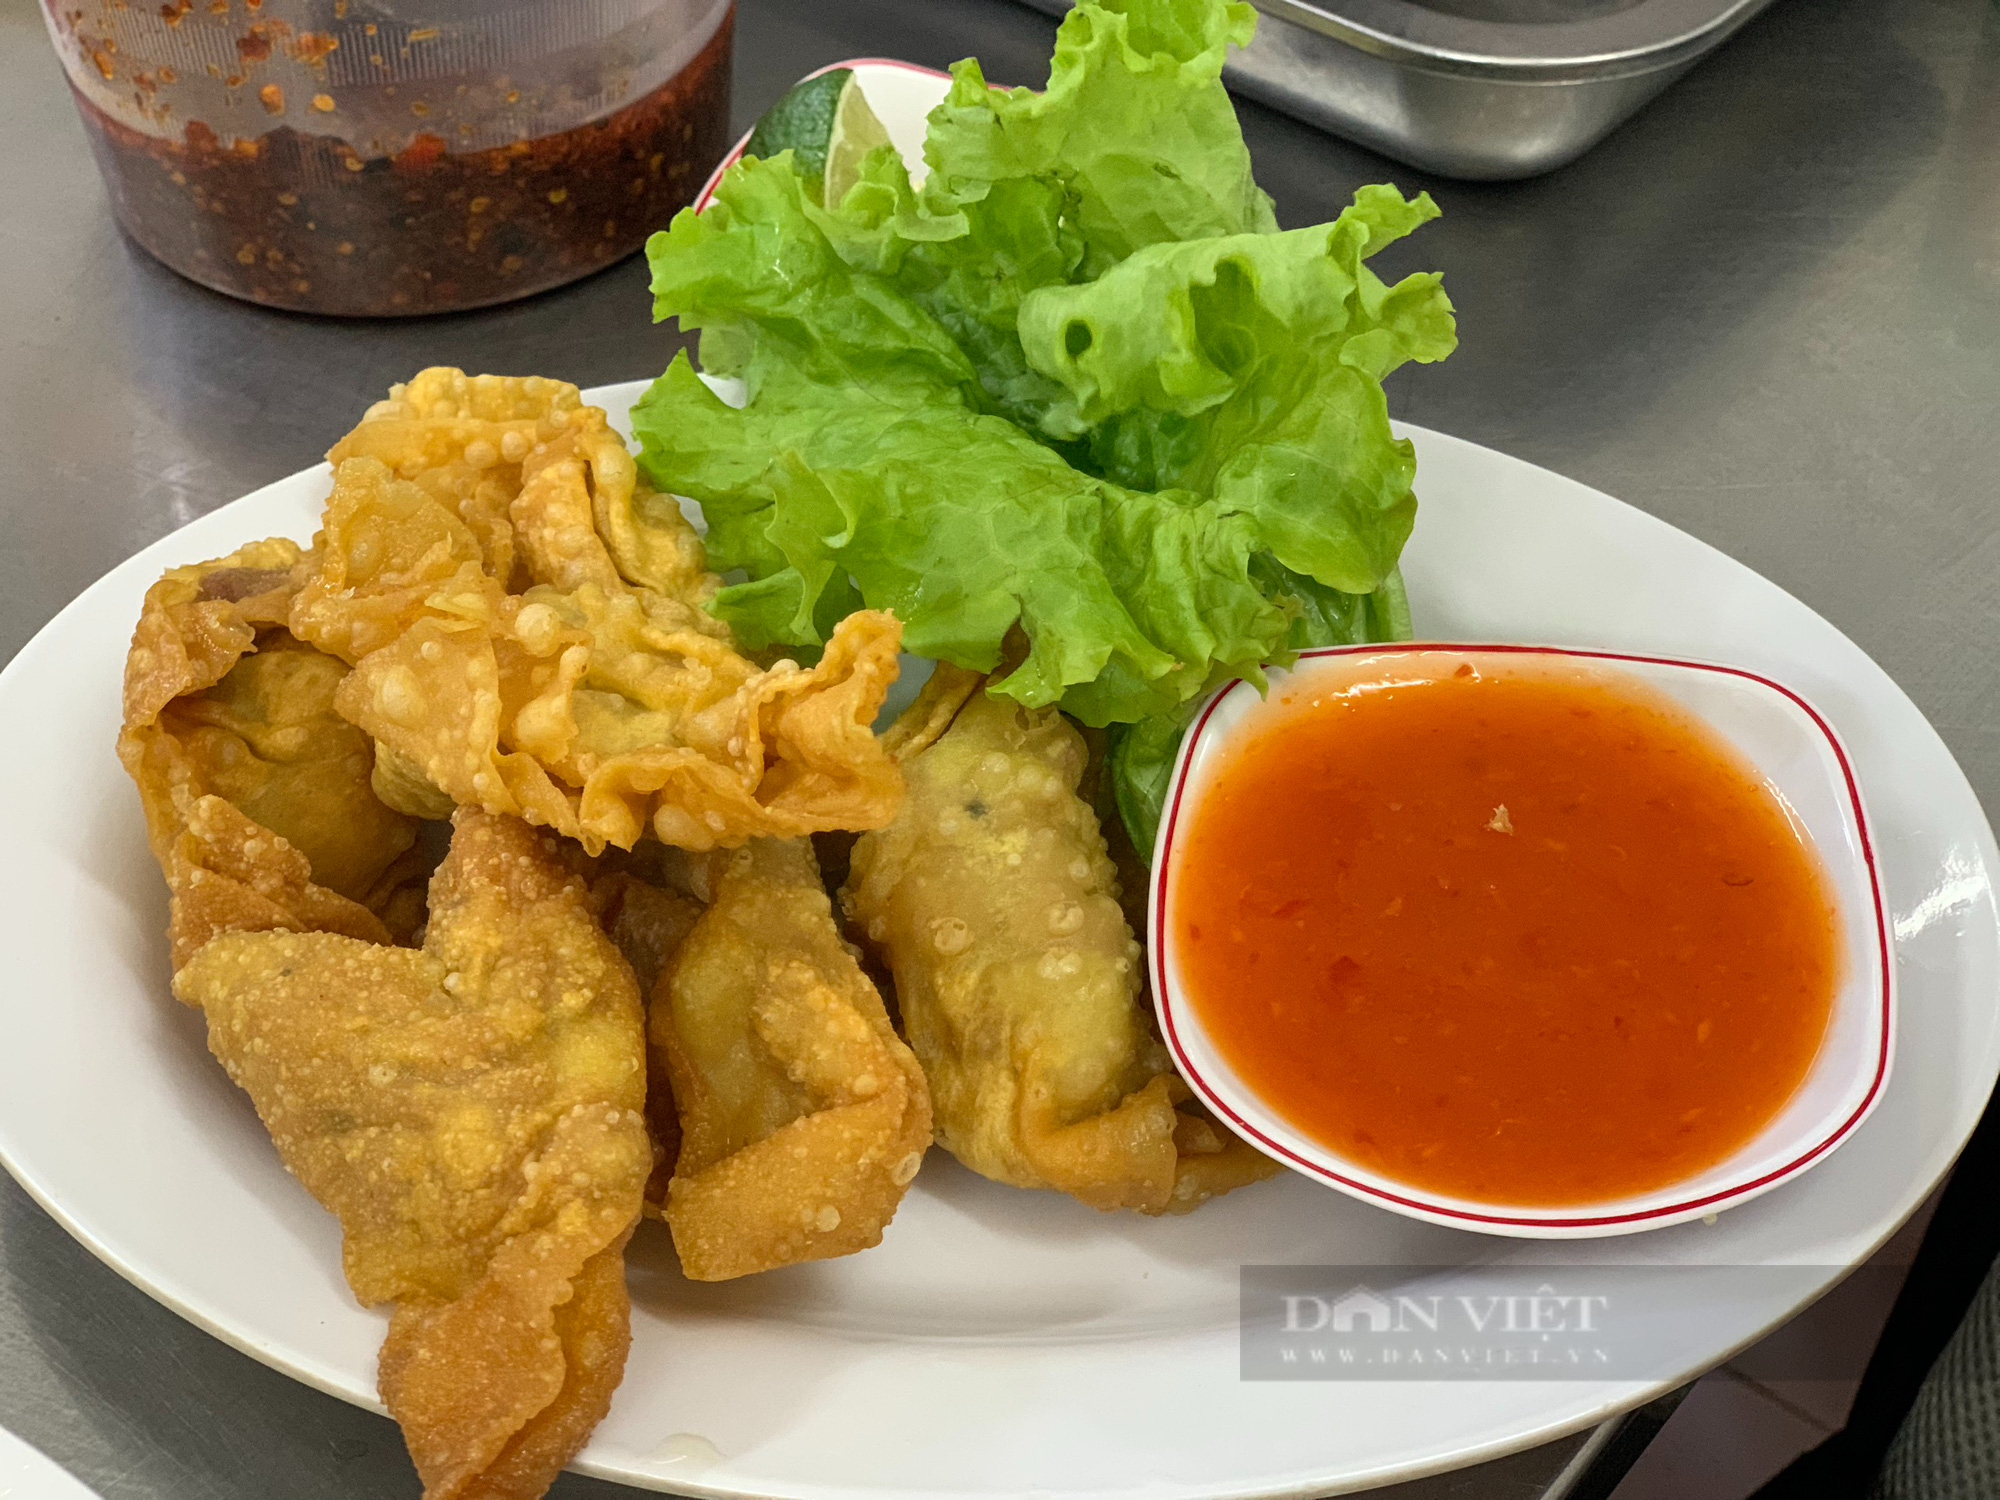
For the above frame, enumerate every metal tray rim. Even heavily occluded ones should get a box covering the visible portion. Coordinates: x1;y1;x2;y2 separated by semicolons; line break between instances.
1256;0;1771;77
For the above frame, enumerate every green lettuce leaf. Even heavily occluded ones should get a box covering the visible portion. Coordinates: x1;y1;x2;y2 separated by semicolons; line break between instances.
633;150;1448;725
1106;560;1414;858
1016;186;1454;590
812;143;1085;440
631;0;1454;740
921;0;1275;279
804;0;1279;440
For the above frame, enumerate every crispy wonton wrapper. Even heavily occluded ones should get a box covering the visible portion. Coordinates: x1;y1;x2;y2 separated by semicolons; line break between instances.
175;811;651;1500
844;673;1277;1214
585;853;706;1200
287;369;905;855
653;838;931;1280
118;539;427;968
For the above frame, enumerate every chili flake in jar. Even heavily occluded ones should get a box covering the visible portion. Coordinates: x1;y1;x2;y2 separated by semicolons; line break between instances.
46;0;734;316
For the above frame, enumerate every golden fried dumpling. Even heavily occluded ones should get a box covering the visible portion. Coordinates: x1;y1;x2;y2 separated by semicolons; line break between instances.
288;400;905;854
175;810;651;1500
163;635;421;905
324;367;717;611
509;396;715;605
587;860;705;1203
590;868;704;1002
327;367;582;588
843;679;1277;1215
288;453;493;666
654;838;931;1279
119;539;426;967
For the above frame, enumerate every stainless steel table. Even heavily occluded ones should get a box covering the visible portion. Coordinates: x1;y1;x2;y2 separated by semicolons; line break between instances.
3;0;1996;1495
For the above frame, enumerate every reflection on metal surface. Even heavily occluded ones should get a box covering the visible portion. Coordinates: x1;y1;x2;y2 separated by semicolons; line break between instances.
1251;0;1773;70
1017;0;1782;177
0;1426;105;1499
1404;0;1649;22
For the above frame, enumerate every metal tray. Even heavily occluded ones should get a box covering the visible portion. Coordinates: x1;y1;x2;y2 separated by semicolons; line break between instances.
1013;0;1780;179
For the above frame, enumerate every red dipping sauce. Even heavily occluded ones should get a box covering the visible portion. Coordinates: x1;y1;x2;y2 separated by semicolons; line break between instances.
1172;655;1839;1207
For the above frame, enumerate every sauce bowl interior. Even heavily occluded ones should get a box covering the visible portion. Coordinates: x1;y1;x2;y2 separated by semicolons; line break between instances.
1148;645;1894;1239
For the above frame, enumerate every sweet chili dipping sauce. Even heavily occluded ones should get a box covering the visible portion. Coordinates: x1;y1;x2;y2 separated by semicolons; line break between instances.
1172;655;1839;1207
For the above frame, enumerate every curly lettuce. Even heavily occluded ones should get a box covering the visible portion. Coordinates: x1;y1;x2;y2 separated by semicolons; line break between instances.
631;0;1455;828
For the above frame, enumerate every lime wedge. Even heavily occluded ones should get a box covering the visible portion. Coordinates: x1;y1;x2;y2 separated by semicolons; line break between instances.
744;68;891;207
823;72;892;205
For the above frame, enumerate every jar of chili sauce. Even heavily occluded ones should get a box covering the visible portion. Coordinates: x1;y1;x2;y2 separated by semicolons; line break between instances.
41;0;733;316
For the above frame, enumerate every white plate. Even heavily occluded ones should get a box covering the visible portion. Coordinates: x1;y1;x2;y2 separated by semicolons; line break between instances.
1;61;1997;1500
1154;645;1895;1237
0;1429;102;1500
1;384;1995;1499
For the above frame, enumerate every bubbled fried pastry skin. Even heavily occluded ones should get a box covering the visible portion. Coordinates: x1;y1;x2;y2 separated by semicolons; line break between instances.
287;369;906;856
328;367;713;606
325;366;582;591
174;810;650;1500
586;859;706;1202
118;539;427;968
653;838;931;1279
590;869;704;1004
843;682;1277;1215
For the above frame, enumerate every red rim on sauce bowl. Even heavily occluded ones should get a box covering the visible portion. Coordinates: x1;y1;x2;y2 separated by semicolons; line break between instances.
1149;644;1895;1238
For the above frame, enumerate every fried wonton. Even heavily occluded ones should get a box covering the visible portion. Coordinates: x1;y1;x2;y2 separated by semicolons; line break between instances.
586;854;706;1201
843;681;1277;1215
590;869;704;1003
287;370;905;855
119;539;426;968
653;838;931;1280
175;811;651;1500
327;366;578;589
